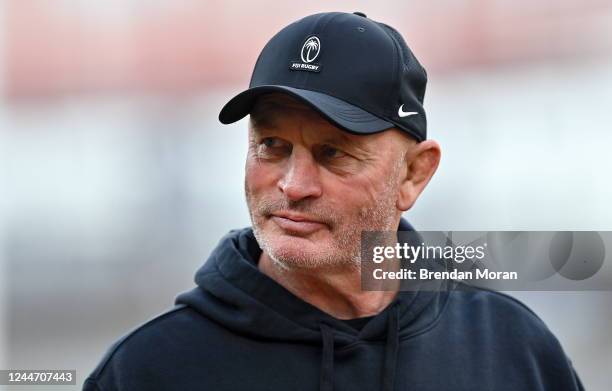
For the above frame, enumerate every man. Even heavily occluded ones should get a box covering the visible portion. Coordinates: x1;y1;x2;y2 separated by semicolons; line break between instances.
84;12;584;390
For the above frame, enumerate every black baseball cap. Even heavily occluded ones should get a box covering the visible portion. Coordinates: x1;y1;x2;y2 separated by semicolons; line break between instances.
218;11;428;142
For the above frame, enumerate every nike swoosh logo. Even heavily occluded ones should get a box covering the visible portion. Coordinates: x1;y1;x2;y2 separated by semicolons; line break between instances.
398;105;418;118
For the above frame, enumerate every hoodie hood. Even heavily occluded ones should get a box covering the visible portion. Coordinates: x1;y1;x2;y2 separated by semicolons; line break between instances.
176;217;449;391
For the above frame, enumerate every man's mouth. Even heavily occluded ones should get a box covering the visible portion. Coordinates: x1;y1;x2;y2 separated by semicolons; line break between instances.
269;211;327;235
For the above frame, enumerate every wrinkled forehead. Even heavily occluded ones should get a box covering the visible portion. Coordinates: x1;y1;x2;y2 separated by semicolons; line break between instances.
248;93;415;152
248;93;356;145
253;102;381;158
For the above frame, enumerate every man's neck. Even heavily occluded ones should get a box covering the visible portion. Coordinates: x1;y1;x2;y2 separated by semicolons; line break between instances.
257;251;399;320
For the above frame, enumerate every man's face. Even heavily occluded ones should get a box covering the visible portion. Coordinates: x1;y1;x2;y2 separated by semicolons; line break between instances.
245;93;412;271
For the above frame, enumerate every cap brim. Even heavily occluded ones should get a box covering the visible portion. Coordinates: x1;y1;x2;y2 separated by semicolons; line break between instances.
218;85;395;135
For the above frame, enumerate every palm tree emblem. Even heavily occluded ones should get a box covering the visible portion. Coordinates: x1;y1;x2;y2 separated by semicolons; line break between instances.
300;36;321;63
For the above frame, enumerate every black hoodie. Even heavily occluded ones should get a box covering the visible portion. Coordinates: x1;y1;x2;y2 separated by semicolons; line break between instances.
84;218;584;390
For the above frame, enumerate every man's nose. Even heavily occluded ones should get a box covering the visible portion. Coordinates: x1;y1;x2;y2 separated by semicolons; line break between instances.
278;148;323;201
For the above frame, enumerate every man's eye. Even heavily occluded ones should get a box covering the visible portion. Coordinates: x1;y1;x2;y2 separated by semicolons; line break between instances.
320;145;346;159
262;137;280;148
256;137;291;157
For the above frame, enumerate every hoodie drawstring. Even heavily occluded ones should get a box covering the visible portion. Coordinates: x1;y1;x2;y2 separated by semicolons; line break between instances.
318;303;400;391
319;323;334;391
382;303;400;391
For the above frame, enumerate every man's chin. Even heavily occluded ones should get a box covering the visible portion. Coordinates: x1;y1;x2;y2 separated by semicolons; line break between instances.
263;232;362;269
253;221;348;268
263;235;328;266
267;234;322;254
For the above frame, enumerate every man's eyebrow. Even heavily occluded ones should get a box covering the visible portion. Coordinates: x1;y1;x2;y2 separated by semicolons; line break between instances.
249;111;278;130
319;131;365;148
250;117;277;132
250;113;371;151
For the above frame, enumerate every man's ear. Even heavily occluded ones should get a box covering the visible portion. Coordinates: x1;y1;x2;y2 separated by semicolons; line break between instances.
397;140;441;211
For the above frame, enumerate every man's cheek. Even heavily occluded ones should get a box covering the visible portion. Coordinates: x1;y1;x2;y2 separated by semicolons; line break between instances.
246;159;279;190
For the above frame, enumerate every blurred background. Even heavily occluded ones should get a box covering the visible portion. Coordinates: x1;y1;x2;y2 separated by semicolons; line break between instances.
1;0;612;389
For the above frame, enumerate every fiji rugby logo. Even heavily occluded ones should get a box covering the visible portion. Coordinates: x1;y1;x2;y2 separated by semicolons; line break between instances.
290;36;322;73
301;36;321;63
